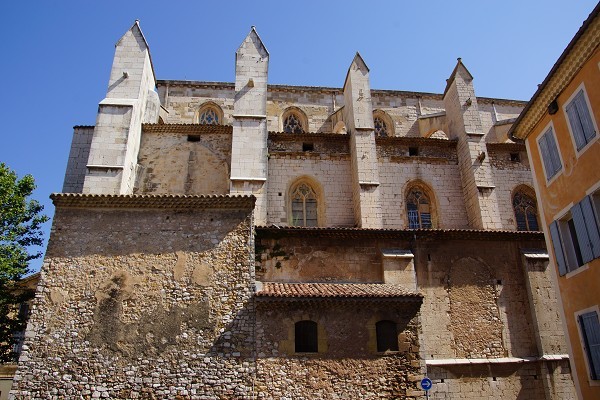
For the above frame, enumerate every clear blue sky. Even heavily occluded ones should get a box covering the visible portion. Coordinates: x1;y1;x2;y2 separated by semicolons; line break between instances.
0;0;597;273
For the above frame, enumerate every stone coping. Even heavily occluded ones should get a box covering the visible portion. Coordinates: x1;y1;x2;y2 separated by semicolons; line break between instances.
51;193;255;210
256;225;544;241
426;354;569;366
142;124;233;134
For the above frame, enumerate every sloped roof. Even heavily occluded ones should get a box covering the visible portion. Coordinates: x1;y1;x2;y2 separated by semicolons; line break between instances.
256;282;422;301
51;193;255;210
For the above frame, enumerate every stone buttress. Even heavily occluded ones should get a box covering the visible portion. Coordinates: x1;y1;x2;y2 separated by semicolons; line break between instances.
443;59;502;229
229;27;269;224
342;53;384;228
82;21;160;195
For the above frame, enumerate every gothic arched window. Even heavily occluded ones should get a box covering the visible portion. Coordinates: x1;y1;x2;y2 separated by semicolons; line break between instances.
513;191;539;231
374;117;388;137
290;182;318;227
407;187;432;229
283;113;304;133
199;108;219;125
197;103;223;125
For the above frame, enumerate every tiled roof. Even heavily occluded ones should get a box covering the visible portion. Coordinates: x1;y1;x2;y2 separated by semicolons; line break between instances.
256;225;544;241
142;124;233;134
51;193;255;210
256;282;422;301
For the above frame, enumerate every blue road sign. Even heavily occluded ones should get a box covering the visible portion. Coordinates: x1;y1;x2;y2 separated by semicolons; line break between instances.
421;377;433;391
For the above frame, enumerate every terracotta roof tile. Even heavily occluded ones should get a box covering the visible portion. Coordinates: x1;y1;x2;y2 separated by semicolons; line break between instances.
51;193;255;210
256;225;544;241
142;124;233;134
256;282;422;300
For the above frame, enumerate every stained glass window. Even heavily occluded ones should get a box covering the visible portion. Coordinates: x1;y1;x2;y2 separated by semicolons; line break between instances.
407;188;432;229
374;117;388;137
199;108;219;125
513;192;539;231
291;183;317;226
284;113;304;133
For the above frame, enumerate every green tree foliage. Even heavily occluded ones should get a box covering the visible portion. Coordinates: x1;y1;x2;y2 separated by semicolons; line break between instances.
0;163;48;362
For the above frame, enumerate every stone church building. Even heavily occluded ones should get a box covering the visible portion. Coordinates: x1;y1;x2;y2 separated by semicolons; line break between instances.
11;22;576;398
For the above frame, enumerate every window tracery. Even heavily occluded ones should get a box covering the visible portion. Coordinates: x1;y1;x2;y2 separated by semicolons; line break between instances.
291;182;318;227
374;116;388;137
283;113;304;133
513;191;539;231
407;187;432;229
199;107;219;125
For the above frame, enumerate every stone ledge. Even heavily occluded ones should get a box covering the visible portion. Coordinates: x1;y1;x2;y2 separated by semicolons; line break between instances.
426;354;569;366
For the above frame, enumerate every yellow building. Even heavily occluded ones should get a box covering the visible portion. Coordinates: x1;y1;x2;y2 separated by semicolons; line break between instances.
509;4;600;399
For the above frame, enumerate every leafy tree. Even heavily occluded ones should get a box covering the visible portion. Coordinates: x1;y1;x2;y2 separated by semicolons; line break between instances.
0;163;48;362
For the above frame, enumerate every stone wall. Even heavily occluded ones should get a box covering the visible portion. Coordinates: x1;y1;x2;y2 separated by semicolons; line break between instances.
255;230;575;399
136;131;231;195
11;201;257;399
254;302;423;399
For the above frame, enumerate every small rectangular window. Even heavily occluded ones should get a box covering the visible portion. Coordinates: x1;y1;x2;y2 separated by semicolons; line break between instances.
565;89;596;151
579;311;600;380
538;126;562;181
302;143;314;152
409;147;419;156
187;135;200;142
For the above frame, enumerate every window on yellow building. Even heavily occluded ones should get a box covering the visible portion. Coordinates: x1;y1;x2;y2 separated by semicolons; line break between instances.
565;88;597;151
550;195;600;276
538;126;562;181
577;310;600;380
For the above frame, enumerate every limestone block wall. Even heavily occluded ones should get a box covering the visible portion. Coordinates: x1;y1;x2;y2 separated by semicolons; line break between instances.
266;155;354;227
371;93;445;138
135;131;231;194
488;148;536;230
157;83;235;124
426;361;574;400
379;156;468;229
256;236;384;283
254;303;423;399
11;204;256;399
267;87;342;133
62;126;94;193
